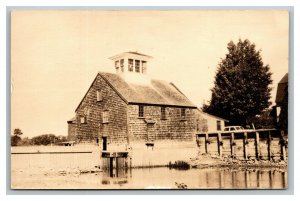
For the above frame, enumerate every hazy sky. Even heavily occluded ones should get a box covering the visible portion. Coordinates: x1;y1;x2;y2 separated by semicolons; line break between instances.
11;10;289;137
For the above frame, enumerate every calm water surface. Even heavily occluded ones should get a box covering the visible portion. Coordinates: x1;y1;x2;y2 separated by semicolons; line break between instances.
11;153;287;189
98;167;287;189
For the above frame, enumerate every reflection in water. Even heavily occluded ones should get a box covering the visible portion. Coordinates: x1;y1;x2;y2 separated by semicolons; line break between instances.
100;167;287;189
11;153;287;189
102;167;130;186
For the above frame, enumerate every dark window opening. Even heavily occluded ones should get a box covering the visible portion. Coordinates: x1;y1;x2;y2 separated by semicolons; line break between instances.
128;59;133;72
142;61;147;73
115;60;119;69
138;105;144;118
181;108;186;118
161;107;166;119
120;59;124;69
217;120;221;131
102;136;107;151
135;60;140;72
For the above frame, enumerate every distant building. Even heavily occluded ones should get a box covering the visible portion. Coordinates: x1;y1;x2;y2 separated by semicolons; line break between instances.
67;116;77;141
195;109;228;133
273;73;288;130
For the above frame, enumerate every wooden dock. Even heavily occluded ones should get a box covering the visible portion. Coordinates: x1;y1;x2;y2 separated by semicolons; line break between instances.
196;129;288;161
101;151;129;177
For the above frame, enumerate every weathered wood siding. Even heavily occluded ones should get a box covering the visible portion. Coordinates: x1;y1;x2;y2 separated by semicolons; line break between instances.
67;122;76;141
128;105;196;142
75;74;128;145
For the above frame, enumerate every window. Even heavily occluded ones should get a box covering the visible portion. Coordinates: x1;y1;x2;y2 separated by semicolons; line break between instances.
115;60;119;69
138;105;144;118
142;61;147;73
102;111;109;123
128;59;133;72
181;108;186;118
161;107;166;119
120;59;124;69
135;60;140;72
217;120;221;131
80;116;87;124
96;90;103;102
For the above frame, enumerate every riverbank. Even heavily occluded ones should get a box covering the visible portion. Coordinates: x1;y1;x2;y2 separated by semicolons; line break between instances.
188;153;288;169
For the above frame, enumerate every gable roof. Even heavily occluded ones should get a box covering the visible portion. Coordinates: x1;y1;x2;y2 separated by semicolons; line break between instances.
275;73;288;106
99;72;197;108
75;72;197;111
67;116;77;123
196;108;229;122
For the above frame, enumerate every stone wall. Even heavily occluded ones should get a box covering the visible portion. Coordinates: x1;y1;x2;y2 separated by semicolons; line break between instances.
75;73;128;145
127;105;196;142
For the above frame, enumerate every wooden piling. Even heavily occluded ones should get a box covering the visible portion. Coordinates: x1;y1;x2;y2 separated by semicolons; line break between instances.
281;131;287;161
269;170;273;188
205;133;208;154
243;132;248;160
109;157;113;177
255;132;260;160
268;131;272;160
196;129;285;160
257;170;261;188
245;171;249;189
219;171;224;188
231;133;235;157
218;133;222;156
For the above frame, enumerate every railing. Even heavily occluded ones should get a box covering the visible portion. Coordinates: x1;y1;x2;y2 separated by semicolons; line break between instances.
196;129;288;161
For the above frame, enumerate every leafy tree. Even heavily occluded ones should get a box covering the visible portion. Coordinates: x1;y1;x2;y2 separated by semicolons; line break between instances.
203;39;272;125
11;128;23;146
31;134;58;145
11;135;21;146
246;109;275;129
18;137;32;146
13;128;23;136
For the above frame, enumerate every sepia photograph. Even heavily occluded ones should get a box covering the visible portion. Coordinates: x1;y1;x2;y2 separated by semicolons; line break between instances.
10;10;289;189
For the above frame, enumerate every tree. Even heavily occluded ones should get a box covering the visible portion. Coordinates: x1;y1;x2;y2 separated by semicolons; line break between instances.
203;39;272;126
31;134;62;145
13;128;23;136
11;128;23;146
246;109;275;129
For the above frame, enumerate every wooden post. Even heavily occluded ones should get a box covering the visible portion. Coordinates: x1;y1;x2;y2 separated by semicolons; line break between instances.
218;133;223;156
244;132;248;160
109;157;113;177
282;172;287;188
255;132;260;160
269;170;273;189
219;171;224;188
245;171;249;188
231;132;235;157
257;170;261;188
205;133;208;154
268;131;272;161
281;131;287;161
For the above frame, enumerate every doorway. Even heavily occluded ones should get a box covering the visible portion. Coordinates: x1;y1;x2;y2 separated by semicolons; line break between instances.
102;136;107;151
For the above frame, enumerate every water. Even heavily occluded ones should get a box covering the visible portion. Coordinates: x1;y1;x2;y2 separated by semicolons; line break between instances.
11;152;287;189
98;167;287;189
